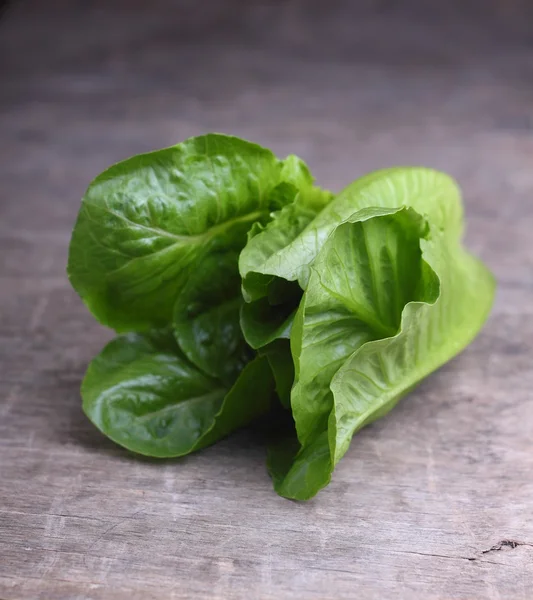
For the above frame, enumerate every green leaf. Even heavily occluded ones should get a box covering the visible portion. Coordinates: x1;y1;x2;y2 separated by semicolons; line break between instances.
240;183;332;302
82;331;274;457
242;167;462;290
172;251;252;385
239;171;332;348
68;134;289;332
271;169;495;500
239;280;300;350
278;154;333;212
198;353;275;449
268;429;332;501
291;208;428;447
259;340;294;409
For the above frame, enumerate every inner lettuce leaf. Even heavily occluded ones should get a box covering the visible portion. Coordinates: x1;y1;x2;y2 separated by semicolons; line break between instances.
239;160;333;349
259;339;294;410
267;170;495;500
82;330;275;457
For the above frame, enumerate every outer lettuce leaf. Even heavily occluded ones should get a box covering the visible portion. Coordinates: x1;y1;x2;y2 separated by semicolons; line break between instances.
270;169;495;500
292;208;428;446
68;134;298;333
172;251;252;386
82;331;274;457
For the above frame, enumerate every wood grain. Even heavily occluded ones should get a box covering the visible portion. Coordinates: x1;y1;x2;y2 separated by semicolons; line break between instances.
1;2;532;598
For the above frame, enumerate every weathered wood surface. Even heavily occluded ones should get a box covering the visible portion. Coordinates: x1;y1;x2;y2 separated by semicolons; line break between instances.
1;2;532;598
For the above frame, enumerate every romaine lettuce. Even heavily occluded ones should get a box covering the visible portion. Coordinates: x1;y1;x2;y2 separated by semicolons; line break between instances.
68;136;494;499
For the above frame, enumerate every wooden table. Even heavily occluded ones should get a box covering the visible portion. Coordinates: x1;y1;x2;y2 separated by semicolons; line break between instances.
1;2;532;598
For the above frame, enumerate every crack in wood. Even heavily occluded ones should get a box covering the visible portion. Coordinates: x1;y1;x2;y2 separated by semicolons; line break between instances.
482;539;533;554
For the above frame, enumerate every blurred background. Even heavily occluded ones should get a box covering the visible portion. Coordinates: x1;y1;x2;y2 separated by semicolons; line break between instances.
2;0;533;186
2;0;532;312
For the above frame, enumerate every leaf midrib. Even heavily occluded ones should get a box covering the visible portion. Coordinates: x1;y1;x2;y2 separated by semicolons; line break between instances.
317;278;397;339
133;389;226;423
99;205;267;245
